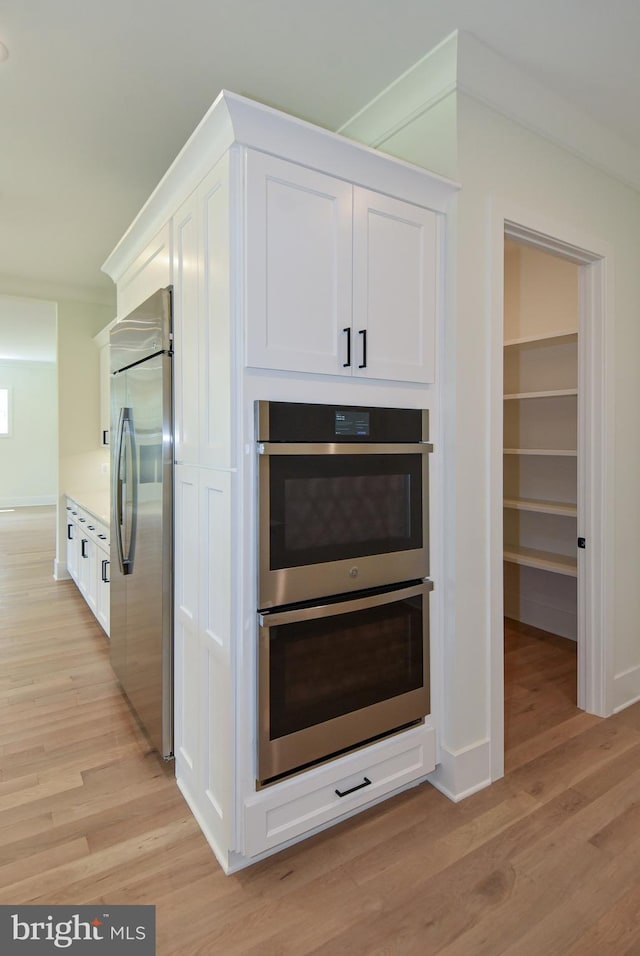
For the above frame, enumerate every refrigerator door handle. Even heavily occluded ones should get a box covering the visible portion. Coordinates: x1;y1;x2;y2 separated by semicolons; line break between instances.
113;406;126;575
113;406;138;575
121;407;138;575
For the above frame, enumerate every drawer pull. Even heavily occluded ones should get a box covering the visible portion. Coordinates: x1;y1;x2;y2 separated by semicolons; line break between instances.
335;776;372;798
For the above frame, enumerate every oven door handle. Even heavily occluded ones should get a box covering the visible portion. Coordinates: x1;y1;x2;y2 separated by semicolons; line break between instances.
259;580;433;627
257;441;433;456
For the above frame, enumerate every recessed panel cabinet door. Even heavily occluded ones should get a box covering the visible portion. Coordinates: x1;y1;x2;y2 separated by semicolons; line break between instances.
353;189;438;384
245;151;353;376
173;190;200;465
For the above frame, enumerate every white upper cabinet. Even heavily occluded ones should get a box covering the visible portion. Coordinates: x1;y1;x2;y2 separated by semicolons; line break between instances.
352;189;437;384
245;151;439;384
245;151;353;377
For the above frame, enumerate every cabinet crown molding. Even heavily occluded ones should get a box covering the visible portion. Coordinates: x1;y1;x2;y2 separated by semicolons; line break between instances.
102;90;459;284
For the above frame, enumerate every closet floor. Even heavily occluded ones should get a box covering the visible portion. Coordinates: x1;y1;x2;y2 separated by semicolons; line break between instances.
504;617;578;770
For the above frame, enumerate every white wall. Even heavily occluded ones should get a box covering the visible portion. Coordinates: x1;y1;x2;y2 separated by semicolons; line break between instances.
0;296;57;362
504;241;579;341
0;361;57;506
0;278;115;577
456;94;640;724
56;298;113;574
342;76;640;794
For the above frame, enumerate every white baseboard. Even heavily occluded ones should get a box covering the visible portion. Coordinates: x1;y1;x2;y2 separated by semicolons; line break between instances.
53;559;71;581
506;599;577;641
0;496;56;508
427;738;492;802
613;664;640;713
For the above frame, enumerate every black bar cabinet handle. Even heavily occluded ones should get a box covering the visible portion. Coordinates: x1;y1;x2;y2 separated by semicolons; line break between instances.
342;327;351;367
81;539;88;559
358;329;367;368
67;523;73;540
101;559;110;584
335;776;372;798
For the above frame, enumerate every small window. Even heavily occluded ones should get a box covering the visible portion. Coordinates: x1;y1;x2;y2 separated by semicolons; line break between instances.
0;387;10;437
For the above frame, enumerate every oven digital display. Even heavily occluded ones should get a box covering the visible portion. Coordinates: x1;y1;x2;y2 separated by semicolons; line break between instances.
335;410;370;437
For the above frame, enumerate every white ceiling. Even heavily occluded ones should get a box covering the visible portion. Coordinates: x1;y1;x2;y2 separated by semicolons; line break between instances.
0;0;639;301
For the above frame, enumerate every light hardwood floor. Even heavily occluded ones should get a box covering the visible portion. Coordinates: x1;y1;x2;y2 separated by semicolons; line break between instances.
3;506;640;954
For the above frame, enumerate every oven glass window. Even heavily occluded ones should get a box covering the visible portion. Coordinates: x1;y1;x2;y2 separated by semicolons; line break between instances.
269;593;424;740
269;453;423;569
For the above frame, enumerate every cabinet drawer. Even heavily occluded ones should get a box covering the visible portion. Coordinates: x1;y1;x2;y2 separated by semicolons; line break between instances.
243;724;434;858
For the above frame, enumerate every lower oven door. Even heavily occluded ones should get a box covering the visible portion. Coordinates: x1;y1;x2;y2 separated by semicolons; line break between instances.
258;580;431;784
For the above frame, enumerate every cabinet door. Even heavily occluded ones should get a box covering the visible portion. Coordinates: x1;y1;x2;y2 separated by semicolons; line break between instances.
78;533;97;614
245;151;353;376
96;546;110;635
66;509;79;582
353;189;438;384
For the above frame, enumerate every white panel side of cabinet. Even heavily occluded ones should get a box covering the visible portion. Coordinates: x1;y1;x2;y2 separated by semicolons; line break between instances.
200;155;233;470
174;465;201;795
173;192;200;466
175;617;201;778
117;223;172;320
200;468;235;850
244;150;353;376
353;189;437;384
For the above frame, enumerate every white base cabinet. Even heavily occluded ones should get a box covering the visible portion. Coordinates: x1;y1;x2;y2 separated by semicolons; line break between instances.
65;497;110;636
102;90;456;871
243;723;435;859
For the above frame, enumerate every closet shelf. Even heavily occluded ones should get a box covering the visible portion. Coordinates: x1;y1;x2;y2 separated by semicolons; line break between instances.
503;546;578;577
503;498;577;517
504;330;578;348
503;388;578;400
504;448;577;457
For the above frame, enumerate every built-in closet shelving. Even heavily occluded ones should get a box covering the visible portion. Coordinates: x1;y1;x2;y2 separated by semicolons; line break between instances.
503;242;579;639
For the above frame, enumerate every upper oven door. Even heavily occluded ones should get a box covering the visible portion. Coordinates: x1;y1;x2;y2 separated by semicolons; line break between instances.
258;442;430;609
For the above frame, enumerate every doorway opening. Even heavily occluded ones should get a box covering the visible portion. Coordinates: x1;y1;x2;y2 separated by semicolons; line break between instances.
0;296;58;510
490;212;613;782
502;240;579;760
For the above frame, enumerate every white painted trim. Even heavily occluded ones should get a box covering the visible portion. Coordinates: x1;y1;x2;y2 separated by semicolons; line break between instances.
337;31;458;148
53;559;71;581
488;199;615;781
336;30;640;196
102;91;459;283
427;739;491;802
488;207;506;782
93;318;117;350
613;665;640;714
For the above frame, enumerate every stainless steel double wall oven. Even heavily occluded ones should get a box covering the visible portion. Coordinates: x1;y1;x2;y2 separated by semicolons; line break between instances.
256;400;433;784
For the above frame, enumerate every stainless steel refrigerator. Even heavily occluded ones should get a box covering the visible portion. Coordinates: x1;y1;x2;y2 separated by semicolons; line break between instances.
110;287;173;759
